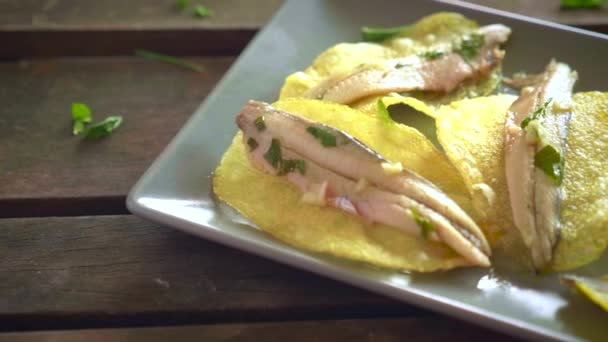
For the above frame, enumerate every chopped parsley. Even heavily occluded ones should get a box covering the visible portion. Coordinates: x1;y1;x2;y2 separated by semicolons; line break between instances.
410;208;435;239
534;145;564;185
264;138;282;168
254;116;266;131
71;102;92;135
135;49;204;72
194;4;213;18
418;50;444;60
521;98;553;129
361;25;409;42
561;0;604;8
455;33;485;61
376;98;393;123
176;0;188;11
307;126;337;147
84;116;123;139
278;159;306;176
70;103;122;139
259;138;305;175
247;137;258;151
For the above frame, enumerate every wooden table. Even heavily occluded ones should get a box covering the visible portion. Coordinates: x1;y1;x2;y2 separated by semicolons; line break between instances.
1;1;606;340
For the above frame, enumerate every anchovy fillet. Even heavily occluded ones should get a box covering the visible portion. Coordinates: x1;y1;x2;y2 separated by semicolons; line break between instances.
237;100;491;266
304;24;511;104
504;61;577;270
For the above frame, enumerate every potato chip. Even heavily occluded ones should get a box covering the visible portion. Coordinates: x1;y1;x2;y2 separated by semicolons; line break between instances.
213;98;475;271
553;92;608;270
433;95;518;246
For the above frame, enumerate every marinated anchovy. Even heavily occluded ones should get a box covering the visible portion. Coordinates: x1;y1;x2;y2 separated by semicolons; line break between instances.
304;24;511;104
236;100;491;266
504;61;577;270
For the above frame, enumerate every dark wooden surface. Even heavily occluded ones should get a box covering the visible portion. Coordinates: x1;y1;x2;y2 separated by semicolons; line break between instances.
1;0;605;340
0;0;283;58
0;57;232;217
0;318;516;341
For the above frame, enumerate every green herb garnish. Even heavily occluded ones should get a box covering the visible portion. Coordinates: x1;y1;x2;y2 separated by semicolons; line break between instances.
418;50;444;60
254;116;266;131
521;98;553;129
176;0;188;11
264;138;282;168
376;98;393;123
194;4;213;18
410;208;435;239
135;49;204;72
71;102;92;135
307;126;337;147
561;0;604;8
361;25;409;42
455;33;485;61
84;116;123;139
247;137;258;151
534;145;564;185
278;159;306;176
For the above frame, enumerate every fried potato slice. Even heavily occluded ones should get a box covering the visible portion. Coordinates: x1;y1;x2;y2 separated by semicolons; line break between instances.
433;95;518;246
214;98;476;271
562;274;608;312
553;92;608;270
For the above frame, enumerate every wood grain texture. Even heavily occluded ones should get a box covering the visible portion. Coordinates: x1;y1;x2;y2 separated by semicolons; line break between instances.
0;0;282;29
0;57;232;217
0;0;283;58
0;215;413;331
0;318;518;341
464;0;608;29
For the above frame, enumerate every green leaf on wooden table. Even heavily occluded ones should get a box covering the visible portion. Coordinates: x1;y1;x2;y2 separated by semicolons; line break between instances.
561;0;604;9
135;49;204;72
194;4;213;18
84;116;123;139
176;0;188;11
71;102;92;135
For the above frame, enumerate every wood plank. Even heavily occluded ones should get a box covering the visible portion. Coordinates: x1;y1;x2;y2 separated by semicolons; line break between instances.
0;57;232;217
0;215;412;331
464;0;608;31
0;318;518;341
0;0;283;58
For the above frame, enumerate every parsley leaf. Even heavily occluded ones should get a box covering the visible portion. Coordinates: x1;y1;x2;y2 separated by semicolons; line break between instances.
84;116;123;139
418;50;444;60
521;98;553;129
455;33;485;61
135;49;204;72
254;116;266;131
264;138;282;168
278;159;306;176
410;208;435;239
376;98;393;123
176;0;188;11
71;102;92;135
307;126;337;147
361;25;409;42
194;4;213;18
247;137;258;151
534;145;564;185
561;0;603;8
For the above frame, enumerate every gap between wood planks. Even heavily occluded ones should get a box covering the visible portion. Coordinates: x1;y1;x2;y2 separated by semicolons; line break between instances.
0;196;129;218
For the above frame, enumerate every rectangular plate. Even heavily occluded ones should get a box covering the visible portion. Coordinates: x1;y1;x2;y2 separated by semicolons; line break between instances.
127;1;608;340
